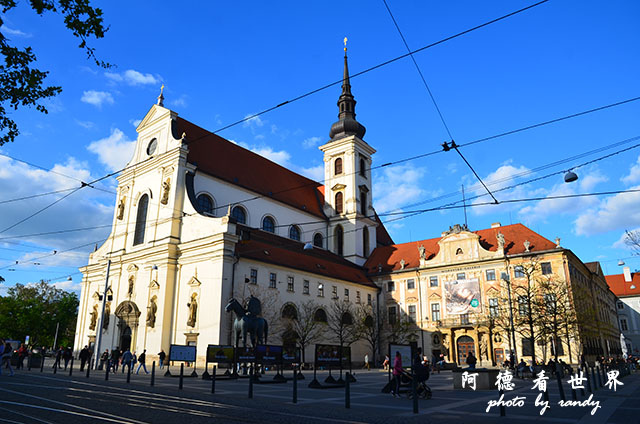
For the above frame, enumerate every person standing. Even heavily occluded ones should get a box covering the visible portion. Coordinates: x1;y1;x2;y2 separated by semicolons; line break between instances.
110;348;120;373
79;346;90;371
158;349;166;369
121;349;133;374
53;346;62;369
136;349;149;374
99;349;109;370
363;354;370;371
63;347;72;370
16;344;27;370
466;352;477;370
391;351;403;397
0;340;14;376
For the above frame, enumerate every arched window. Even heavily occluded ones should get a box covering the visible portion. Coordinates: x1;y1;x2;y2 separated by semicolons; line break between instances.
289;225;301;241
282;304;298;320
456;248;463;255
341;312;354;325
314;308;328;323
335;225;344;256
262;216;275;233
360;157;366;177
334;158;343;175
364;315;374;328
231;206;246;224
313;233;323;248
360;191;367;215
335;192;344;214
133;194;149;245
196;194;214;215
362;226;369;257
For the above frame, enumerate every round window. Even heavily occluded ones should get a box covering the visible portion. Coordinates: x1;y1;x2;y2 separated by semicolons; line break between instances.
147;138;158;155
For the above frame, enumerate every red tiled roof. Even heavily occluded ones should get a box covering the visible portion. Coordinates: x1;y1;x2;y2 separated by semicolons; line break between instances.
235;226;375;288
178;117;326;219
606;273;640;297
364;223;558;273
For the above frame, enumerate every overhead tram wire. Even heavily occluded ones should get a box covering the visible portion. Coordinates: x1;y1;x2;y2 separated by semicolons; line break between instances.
0;188;78;205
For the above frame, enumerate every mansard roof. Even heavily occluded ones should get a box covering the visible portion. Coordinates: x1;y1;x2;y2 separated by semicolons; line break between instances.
177;117;326;219
364;223;557;273
235;225;376;288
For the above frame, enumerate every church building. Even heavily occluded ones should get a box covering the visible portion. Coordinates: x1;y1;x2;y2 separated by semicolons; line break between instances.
74;48;393;365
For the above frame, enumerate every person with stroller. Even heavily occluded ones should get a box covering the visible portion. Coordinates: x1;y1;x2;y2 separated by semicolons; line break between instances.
410;348;431;399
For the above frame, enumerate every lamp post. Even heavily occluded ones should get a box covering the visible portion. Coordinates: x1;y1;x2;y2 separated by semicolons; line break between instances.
502;271;518;366
94;259;112;370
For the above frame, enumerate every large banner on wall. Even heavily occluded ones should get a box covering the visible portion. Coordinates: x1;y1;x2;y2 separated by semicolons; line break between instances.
444;278;482;316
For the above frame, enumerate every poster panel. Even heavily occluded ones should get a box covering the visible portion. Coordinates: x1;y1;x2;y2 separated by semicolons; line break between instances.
236;346;256;362
169;344;197;362
389;343;412;370
444;278;482;316
315;344;351;367
282;344;301;363
206;345;234;363
255;345;283;364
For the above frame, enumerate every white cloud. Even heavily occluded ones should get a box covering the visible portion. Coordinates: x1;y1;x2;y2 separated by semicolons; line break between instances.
130;119;142;128
105;69;160;86
299;165;323;181
612;229;639;250
243;114;265;130
249;146;291;167
302;136;322;149
470;162;532;215
574;186;640;235
374;164;427;214
76;120;95;129
622;155;640;185
81;90;114;107
87;129;136;171
0;25;31;37
168;95;188;108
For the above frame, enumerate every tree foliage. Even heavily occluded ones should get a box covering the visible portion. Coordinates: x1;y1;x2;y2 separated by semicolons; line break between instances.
0;0;110;145
0;280;79;347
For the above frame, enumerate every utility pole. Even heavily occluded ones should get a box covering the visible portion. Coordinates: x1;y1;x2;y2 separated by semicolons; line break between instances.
53;322;60;349
503;272;518;366
94;259;111;369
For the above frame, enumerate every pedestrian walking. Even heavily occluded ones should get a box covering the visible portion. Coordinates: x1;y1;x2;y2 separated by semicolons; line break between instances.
79;346;90;371
363;354;370;370
110;348;120;372
391;351;402;397
121;349;133;374
158;349;166;369
0;340;15;376
99;349;109;370
63;347;72;370
136;349;149;374
382;354;390;371
53;346;63;369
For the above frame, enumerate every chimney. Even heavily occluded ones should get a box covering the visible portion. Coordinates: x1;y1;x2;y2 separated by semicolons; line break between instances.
491;222;501;228
623;266;632;282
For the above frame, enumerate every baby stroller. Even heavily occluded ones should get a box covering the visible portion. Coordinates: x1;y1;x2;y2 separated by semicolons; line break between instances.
403;367;432;400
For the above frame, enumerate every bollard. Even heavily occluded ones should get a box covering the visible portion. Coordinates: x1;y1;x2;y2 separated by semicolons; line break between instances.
584;367;592;393
69;358;74;377
211;365;216;394
591;367;597;391
555;368;566;401
345;372;350;409
248;364;254;399
53;361;57;374
40;356;44;373
151;361;155;386
596;366;603;388
179;363;184;390
599;365;605;387
126;363;131;383
499;389;505;416
412;370;418;414
86;361;91;379
28;356;32;371
105;360;109;381
293;366;297;404
569;369;577;401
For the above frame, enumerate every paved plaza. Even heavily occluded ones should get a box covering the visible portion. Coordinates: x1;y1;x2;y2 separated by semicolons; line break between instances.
0;360;638;423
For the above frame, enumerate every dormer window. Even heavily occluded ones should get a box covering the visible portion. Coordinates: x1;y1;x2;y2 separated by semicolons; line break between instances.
456;248;463;255
334;158;343;175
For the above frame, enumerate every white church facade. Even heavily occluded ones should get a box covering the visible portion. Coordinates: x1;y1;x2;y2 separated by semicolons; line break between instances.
73;50;394;365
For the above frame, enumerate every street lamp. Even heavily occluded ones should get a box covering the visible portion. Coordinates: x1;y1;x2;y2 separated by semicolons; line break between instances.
94;259;112;369
564;170;578;183
501;271;518;366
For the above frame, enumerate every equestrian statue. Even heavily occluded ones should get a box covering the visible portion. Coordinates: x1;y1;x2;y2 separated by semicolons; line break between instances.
225;296;269;348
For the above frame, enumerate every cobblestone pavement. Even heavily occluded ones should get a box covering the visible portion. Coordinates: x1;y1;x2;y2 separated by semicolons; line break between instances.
0;360;638;423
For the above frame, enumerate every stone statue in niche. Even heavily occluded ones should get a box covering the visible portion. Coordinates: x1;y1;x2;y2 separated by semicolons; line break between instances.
116;197;126;220
441;334;449;356
147;296;157;328
103;302;110;330
418;244;426;260
89;304;98;331
399;259;406;270
128;276;134;297
555;237;561;248
479;337;488;360
496;232;505;250
524;240;530;253
161;178;171;205
187;293;198;327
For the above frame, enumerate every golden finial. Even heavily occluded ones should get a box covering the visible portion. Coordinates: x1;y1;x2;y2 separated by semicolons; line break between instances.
344;37;348;52
160;84;165;95
157;84;165;106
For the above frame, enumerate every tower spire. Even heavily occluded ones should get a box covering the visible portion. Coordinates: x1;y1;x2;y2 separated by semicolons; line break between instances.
329;37;366;140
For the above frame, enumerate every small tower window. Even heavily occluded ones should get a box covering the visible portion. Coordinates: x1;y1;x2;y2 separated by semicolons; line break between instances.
360;158;366;177
289;225;301;241
335;225;344;256
313;233;323;248
362;226;369;257
360;191;367;215
231;206;246;224
334;158;343;175
335;192;344;214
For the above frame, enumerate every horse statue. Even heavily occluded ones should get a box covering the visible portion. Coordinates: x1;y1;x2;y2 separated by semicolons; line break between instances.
225;297;268;348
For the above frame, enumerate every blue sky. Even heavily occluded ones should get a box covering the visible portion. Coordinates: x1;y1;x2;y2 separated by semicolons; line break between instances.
1;0;639;293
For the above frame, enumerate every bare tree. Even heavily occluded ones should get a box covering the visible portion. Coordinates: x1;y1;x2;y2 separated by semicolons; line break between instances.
326;300;362;373
356;303;382;365
282;300;325;364
537;277;580;361
625;229;640;255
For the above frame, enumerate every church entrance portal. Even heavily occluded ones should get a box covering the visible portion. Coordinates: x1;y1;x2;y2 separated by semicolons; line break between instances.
457;335;475;365
115;301;140;351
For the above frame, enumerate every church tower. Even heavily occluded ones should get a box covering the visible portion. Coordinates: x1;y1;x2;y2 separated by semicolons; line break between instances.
320;41;377;266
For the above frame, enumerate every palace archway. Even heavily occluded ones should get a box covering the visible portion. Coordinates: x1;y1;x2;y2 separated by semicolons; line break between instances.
456;335;475;365
115;300;141;351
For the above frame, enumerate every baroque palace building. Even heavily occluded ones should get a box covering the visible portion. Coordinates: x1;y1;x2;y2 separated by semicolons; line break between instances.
606;268;640;355
74;49;393;365
364;223;621;366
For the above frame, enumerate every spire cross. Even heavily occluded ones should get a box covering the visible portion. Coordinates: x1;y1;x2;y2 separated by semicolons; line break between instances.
344;37;348;52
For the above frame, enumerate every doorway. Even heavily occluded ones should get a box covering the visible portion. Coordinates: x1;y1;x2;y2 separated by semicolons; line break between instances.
457;335;475;365
494;348;505;365
120;326;132;351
